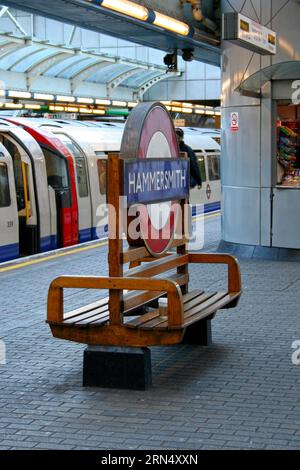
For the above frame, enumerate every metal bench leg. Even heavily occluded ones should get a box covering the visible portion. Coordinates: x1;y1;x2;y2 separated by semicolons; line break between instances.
182;318;212;346
83;346;152;390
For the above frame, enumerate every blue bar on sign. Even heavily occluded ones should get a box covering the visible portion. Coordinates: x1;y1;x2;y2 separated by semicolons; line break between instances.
124;158;189;205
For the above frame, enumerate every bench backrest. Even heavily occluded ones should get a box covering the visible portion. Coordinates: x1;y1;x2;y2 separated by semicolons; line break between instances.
107;153;189;326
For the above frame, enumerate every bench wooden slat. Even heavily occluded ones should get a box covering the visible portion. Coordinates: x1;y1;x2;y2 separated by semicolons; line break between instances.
68;311;110;327
183;292;227;321
121;239;187;264
183;292;215;311
182;290;205;304
63;306;109;325
182;293;240;329
123;273;189;313
131;293;220;331
63;297;109;320
126;254;189;279
133;291;207;330
125;309;160;329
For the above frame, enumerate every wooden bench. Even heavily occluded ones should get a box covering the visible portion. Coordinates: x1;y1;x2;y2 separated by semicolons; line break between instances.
47;154;241;349
47;251;241;347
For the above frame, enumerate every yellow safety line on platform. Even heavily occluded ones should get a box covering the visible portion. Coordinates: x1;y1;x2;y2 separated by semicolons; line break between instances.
0;211;220;273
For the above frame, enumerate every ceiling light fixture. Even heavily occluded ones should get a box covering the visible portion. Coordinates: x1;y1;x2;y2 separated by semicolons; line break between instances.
99;0;149;21
153;11;190;36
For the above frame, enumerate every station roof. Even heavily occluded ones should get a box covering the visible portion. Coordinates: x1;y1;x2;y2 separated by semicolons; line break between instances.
0;32;180;100
0;0;220;66
237;61;300;97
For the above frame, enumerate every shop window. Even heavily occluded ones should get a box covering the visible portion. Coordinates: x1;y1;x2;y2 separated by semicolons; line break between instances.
277;104;300;187
207;155;220;181
0;162;10;208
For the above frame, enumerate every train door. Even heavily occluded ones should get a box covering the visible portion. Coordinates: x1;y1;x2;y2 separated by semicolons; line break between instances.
53;133;92;242
190;151;208;215
0;146;18;262
93;151;108;240
0;134;39;255
205;152;221;212
8;124;79;249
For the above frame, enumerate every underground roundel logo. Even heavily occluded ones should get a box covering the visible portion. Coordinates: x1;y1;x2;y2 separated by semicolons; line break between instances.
120;102;182;257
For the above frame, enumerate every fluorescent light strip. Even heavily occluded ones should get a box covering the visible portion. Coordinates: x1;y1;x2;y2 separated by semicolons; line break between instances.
34;93;54;101
92;109;106;115
77;97;94;104
79;108;93;114
96;99;111;106
66;107;79;113
112;100;127;107
153;11;190;36
171;106;183;113
127;102;138;108
49;105;65;112
4;103;23;109
0;90;5;97
100;0;149;21
56;95;76;103
25;104;41;110
195;109;205;115
182;108;193;114
8;90;32;99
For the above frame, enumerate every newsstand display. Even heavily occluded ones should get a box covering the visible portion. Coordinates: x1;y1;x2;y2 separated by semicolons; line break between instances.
277;105;300;188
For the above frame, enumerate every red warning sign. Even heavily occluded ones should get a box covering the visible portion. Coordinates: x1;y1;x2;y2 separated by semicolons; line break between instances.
231;112;239;132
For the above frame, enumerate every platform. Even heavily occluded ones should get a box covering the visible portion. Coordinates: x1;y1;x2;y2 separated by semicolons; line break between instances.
1;213;300;450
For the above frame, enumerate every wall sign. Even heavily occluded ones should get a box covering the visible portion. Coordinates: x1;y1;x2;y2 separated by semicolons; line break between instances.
223;12;277;56
231;112;239;132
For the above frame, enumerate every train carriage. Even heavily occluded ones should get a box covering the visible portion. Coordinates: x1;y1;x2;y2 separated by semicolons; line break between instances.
0;117;221;263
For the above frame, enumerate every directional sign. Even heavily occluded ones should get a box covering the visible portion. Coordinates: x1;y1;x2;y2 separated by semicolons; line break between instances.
120;102;184;256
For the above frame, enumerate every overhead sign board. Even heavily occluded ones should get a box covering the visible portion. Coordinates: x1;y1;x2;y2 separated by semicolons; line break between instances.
223;12;277;55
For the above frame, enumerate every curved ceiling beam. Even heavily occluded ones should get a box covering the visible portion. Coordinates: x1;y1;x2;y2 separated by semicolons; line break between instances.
106;67;143;93
27;51;75;87
135;71;182;100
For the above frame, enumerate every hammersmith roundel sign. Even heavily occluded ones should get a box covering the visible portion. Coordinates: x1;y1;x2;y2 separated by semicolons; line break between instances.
120;102;189;256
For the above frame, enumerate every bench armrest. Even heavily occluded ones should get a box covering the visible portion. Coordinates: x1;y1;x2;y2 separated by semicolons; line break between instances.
188;253;242;294
47;276;184;328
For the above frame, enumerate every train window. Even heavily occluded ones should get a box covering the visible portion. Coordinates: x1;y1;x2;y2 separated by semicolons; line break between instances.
196;154;207;182
207;155;221;181
55;134;89;198
0;136;31;213
97;159;107;196
0;162;10;207
43;148;69;189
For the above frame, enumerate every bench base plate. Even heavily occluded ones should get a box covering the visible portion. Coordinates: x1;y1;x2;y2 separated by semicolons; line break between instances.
83;346;152;390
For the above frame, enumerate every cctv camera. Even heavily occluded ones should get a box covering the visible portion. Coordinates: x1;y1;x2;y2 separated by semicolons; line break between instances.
182;49;194;62
164;52;177;71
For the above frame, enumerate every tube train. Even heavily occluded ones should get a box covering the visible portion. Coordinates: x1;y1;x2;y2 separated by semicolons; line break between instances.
0;118;221;263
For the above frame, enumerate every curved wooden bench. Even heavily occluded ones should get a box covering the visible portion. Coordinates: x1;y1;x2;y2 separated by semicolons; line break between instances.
47;252;241;347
